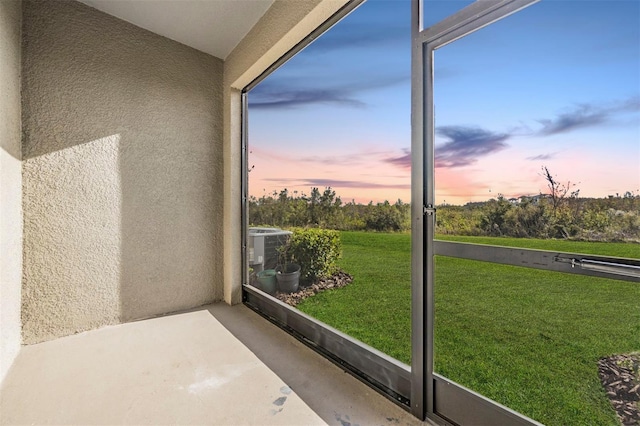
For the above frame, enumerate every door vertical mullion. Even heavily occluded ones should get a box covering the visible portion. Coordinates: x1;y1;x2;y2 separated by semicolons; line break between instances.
423;41;436;418
412;0;436;419
241;91;249;289
410;0;426;419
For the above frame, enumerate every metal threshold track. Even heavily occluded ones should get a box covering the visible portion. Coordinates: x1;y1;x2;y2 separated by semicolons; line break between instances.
243;285;412;408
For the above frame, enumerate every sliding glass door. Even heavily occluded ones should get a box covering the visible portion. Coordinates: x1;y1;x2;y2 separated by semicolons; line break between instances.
242;0;414;407
417;0;640;424
242;0;639;424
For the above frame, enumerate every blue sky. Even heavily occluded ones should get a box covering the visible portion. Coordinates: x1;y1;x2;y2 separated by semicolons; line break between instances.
248;0;640;205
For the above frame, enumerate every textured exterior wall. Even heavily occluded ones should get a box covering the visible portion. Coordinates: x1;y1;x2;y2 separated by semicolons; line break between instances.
222;0;349;303
21;0;223;344
0;0;23;383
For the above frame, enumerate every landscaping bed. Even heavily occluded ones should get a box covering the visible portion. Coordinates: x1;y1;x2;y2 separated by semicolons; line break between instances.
599;353;640;425
275;270;353;307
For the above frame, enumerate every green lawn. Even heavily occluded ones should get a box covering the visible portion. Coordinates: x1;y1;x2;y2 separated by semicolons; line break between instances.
297;231;640;425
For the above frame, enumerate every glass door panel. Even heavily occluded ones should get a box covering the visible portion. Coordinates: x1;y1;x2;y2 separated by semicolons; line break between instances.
431;0;640;424
244;0;414;402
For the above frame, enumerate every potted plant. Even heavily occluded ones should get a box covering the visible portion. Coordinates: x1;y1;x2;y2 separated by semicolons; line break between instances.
275;237;300;293
256;269;277;295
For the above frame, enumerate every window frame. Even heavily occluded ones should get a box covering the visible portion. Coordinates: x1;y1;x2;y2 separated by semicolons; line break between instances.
241;0;640;424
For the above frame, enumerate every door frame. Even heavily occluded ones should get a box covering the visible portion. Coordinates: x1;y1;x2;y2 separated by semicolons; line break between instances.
412;1;543;423
413;0;639;424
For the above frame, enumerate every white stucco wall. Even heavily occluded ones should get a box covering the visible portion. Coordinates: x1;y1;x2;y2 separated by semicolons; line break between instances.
0;0;23;383
222;0;350;304
21;0;224;344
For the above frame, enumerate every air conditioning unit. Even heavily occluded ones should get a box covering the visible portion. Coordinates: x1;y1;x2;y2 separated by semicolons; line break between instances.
248;227;292;272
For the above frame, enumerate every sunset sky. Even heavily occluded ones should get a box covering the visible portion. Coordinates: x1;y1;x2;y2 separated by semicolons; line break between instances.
248;0;640;205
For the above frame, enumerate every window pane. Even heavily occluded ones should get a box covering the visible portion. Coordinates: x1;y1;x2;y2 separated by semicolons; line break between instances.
433;0;640;424
247;0;413;364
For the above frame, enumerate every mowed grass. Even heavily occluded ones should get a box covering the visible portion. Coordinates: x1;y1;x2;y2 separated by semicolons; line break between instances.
297;232;412;361
297;232;640;426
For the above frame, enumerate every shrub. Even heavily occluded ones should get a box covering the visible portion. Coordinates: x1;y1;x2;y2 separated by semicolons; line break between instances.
581;208;610;232
364;201;408;232
503;203;547;238
479;196;512;236
282;228;342;284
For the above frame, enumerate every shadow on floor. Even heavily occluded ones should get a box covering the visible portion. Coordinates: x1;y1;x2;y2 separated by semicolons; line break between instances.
207;303;426;426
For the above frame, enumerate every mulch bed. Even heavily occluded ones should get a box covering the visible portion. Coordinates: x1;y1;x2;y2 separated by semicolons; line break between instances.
275;270;353;306
598;353;640;425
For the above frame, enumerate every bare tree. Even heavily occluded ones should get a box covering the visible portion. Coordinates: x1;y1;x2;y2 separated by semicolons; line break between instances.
541;166;579;216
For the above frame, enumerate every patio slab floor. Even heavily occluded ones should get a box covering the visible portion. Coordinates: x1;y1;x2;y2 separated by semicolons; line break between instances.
0;303;425;425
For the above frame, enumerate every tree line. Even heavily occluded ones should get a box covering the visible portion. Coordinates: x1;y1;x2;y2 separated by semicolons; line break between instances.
249;187;411;232
437;192;640;242
437;167;640;242
249;173;640;242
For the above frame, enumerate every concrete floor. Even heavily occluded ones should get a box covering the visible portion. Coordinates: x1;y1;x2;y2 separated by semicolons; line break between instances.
0;303;426;425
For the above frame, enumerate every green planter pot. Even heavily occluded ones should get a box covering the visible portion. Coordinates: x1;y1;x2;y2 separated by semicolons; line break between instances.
256;269;277;295
275;263;301;293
